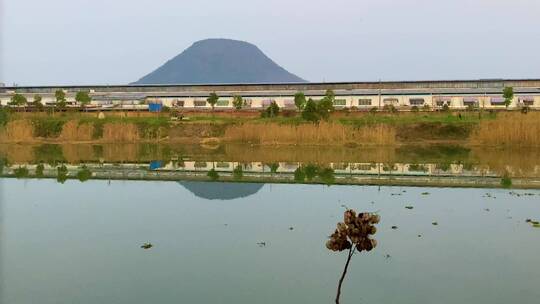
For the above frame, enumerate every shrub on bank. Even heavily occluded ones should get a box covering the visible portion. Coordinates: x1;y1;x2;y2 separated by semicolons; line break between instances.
261;101;280;118
383;104;397;113
32;117;67;138
0;106;10;126
301;99;320;122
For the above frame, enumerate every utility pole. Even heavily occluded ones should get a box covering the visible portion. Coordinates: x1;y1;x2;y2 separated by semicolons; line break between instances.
378;79;382;109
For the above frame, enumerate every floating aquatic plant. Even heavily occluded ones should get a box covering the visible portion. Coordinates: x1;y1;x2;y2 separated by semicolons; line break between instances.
141;243;153;249
526;219;540;228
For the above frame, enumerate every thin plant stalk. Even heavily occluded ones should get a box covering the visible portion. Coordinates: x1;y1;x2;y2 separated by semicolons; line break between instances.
335;247;356;304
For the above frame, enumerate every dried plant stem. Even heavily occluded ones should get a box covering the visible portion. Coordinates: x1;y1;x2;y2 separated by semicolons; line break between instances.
335;247;356;304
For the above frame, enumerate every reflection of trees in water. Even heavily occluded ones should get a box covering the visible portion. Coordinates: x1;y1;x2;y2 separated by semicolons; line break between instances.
233;165;243;180
326;210;379;304
3;143;540;179
264;163;279;173
294;164;335;185
207;168;219;181
0;157;7;174
34;144;66;165
470;147;540;177
56;165;68;183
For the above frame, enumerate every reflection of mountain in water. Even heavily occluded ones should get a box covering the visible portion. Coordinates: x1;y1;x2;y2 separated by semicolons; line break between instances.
178;181;264;200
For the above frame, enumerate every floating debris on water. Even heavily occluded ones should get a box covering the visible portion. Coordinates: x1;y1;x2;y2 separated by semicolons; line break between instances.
391;193;402;196
391;226;398;230
421;192;430;195
257;242;266;247
405;206;414;210
509;191;536;197
289;227;294;230
484;208;490;212
432;222;438;226
141;243;153;250
525;219;540;225
418;234;422;237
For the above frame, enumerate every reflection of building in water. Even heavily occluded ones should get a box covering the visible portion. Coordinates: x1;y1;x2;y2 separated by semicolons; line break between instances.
178;181;264;200
2;160;540;188
164;161;515;177
3;161;540;178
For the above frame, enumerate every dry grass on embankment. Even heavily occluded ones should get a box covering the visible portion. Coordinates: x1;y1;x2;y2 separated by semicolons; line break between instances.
0;119;148;143
223;122;396;145
0;119;34;142
471;112;540;147
3;112;540;147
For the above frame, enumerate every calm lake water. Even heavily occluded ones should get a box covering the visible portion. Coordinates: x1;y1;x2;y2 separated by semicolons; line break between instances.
1;178;539;304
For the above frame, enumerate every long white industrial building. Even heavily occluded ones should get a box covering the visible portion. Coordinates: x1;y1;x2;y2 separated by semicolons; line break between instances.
1;79;540;110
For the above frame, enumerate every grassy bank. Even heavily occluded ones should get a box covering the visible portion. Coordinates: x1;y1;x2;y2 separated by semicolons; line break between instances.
1;110;539;146
224;122;396;145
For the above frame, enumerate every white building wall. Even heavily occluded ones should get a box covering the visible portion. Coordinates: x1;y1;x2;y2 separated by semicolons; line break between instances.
2;89;540;110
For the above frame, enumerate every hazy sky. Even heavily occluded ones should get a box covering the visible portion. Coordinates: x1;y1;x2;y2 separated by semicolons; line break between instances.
1;0;539;86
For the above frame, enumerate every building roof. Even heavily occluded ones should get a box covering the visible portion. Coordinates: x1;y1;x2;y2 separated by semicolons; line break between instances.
2;79;540;96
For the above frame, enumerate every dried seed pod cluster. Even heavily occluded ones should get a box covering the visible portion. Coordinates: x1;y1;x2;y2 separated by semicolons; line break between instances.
326;209;379;252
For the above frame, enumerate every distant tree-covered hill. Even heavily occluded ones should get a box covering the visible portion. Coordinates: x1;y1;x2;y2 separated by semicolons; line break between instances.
133;38;306;84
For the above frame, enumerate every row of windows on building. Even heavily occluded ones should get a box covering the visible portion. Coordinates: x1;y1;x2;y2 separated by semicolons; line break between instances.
169;96;536;107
